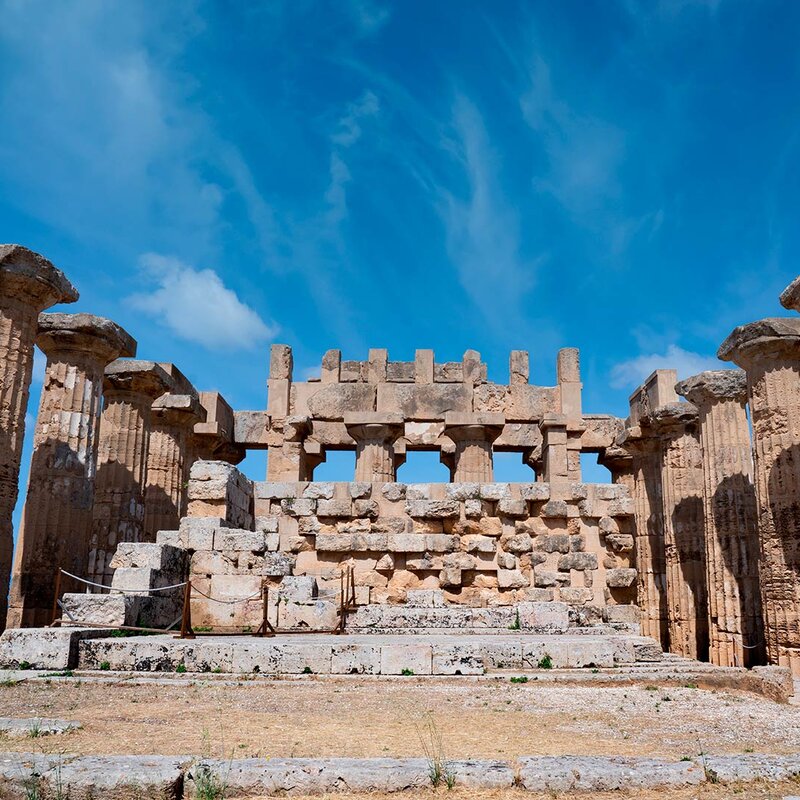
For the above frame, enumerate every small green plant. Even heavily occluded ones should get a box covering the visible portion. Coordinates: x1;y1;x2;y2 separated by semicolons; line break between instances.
508;609;521;630
537;654;553;670
99;661;111;671
680;756;692;762
401;668;415;676
176;663;187;674
0;677;20;687
509;676;529;684
302;666;313;674
28;719;42;739
416;713;456;791
18;661;31;670
193;763;226;800
212;667;223;674
41;670;74;678
591;668;599;674
22;768;43;800
704;765;720;784
685;682;698;689
645;685;658;691
194;626;213;633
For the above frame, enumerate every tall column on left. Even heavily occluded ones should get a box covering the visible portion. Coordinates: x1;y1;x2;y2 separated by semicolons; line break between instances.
0;246;79;629
7;313;135;628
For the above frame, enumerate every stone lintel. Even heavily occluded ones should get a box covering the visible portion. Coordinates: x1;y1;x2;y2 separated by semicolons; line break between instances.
37;312;136;362
284;415;312;441
344;412;404;427
718;317;800;367
151;393;205;426
0;244;79;309
779;275;800;312
103;359;171;399
675;369;747;407
157;362;197;396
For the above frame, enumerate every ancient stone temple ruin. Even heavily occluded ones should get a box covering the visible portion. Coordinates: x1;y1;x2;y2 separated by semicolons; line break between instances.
1;242;800;678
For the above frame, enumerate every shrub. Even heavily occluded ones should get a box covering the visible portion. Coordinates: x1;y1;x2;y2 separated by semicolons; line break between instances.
537;654;553;670
99;661;110;671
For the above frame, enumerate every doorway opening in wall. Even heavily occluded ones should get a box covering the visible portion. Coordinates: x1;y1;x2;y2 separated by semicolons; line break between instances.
313;449;357;482
236;450;268;482
580;452;613;483
493;451;536;482
396;450;451;483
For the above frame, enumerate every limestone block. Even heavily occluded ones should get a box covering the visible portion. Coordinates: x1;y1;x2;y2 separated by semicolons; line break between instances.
375;553;394;570
0;627;112;670
439;567;462;587
598;516;619;534
406;589;446;607
426;534;459;552
604;534;634;553
261;553;294;576
405;499;460;518
353;533;390;551
596;484;623;500
504;533;533;554
109;542;184;571
497;551;517;569
279;600;338;630
110;567;157;592
280;498;316;516
606;568;637;588
381;483;406;501
377;382;471;418
216;530;267;552
255;516;279;533
191;550;235;575
353;499;379;518
330;643;382;674
179;518;218;550
604;605;639;624
517;756;703;792
497;569;529;588
534;570;563;588
431;642;484;675
703;753;800;783
307;383;376;418
479;483;511;500
232;642;332;674
302;482;335;499
61;594;138;626
155;530;180;546
608;497;635;516
497;498;527;517
278;576;318;603
314;534;354;552
406;483;432;500
521;483;551;501
349;482;372;498
557;552;598;571
534;533;570;554
387;534;427;552
570;483;588;499
380;643;432;675
559;587;594;604
443;552;476;570
517;601;569;633
255;482;299;500
445;482;480;500
264;532;280;551
371;517;407;533
316;499;352;517
461;534;495;553
464;499;483;518
541;500;569;518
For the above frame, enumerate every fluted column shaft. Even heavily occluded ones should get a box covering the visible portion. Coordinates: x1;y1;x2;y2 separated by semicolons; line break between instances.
678;370;763;667
0;247;77;630
654;406;709;660
719;318;800;675
345;414;404;483
8;313;135;627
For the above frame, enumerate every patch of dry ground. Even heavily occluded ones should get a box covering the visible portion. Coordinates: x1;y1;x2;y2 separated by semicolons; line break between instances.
0;675;798;762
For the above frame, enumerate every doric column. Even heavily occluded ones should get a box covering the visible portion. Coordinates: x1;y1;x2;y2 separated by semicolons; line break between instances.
144;393;204;539
651;403;709;660
0;245;78;628
616;428;669;649
677;370;764;667
88;360;171;589
539;414;568;484
345;413;404;482
443;413;504;482
7;313;135;628
719;317;800;675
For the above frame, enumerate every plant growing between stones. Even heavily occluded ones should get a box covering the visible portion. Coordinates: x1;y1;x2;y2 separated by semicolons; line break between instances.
537;654;553;669
193;763;227;800
510;676;528;684
508;609;521;630
28;719;41;739
99;661;110;671
401;668;414;676
416;713;456;791
176;663;187;674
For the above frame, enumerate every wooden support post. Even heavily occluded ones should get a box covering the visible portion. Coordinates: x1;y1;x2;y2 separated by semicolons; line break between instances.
179;580;195;639
49;569;62;627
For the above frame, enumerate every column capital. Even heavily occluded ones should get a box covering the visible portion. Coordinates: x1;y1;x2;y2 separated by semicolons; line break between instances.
676;369;747;407
598;443;633;474
0;245;78;310
37;313;136;364
649;402;699;439
152;393;205;428
444;412;504;443
104;359;171;400
780;275;800;313
718;317;800;368
345;412;404;443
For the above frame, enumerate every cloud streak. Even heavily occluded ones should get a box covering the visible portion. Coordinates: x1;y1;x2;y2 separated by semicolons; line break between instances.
610;344;721;389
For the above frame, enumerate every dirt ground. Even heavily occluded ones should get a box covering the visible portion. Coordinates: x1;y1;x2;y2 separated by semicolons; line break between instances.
0;674;799;762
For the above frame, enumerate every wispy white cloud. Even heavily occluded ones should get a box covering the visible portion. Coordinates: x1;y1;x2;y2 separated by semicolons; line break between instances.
346;0;390;36
440;94;539;330
610;344;721;389
127;253;278;351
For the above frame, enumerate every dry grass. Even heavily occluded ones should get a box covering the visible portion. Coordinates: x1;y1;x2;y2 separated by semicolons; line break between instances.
0;675;798;761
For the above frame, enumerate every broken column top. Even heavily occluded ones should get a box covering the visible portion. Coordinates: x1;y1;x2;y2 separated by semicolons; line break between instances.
37;312;136;362
628;369;678;426
151;392;205;426
158;362;198;397
719;317;800;367
0;244;79;309
675;369;747;406
780;275;800;313
649;401;699;435
104;359;172;399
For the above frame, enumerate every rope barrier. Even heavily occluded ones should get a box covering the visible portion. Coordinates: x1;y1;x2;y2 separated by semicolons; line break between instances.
190;585;264;605
59;569;187;594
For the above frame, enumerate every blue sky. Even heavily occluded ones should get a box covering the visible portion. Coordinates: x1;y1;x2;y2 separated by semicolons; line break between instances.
2;0;799;496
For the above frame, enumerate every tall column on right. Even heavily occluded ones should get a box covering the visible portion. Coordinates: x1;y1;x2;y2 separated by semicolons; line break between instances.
0;245;78;628
719;317;800;674
676;370;764;666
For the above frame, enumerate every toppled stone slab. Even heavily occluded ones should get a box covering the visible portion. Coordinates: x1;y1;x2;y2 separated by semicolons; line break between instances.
0;627;114;670
703;753;800;782
0;717;81;737
517;755;704;791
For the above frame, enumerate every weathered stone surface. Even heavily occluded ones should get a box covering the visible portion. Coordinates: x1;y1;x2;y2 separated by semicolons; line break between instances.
606;568;637;588
0;626;112;669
